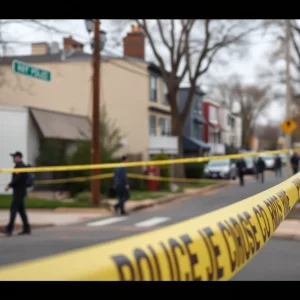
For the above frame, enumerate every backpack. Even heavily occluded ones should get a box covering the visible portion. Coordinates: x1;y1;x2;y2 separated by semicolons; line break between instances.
25;164;35;188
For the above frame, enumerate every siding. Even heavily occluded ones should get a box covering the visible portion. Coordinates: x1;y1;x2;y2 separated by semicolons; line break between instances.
27;113;40;166
0;58;151;160
0;107;29;194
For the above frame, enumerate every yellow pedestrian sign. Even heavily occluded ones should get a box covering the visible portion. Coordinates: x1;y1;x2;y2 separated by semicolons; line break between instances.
281;118;297;134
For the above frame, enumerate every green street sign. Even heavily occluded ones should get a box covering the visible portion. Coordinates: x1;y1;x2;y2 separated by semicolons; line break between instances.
12;60;51;82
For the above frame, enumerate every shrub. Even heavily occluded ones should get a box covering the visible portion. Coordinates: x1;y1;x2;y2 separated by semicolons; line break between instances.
35;139;69;191
67;105;123;198
75;191;91;204
185;162;205;179
151;151;171;191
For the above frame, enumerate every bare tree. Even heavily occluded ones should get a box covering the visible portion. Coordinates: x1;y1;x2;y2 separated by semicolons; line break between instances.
212;76;272;149
255;122;280;150
259;20;300;101
111;19;261;175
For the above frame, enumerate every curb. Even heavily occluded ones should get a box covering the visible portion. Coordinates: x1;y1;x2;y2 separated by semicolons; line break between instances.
0;223;54;230
54;208;109;214
272;234;300;241
127;181;231;213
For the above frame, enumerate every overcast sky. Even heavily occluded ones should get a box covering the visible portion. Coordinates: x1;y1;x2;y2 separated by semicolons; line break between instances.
1;19;285;124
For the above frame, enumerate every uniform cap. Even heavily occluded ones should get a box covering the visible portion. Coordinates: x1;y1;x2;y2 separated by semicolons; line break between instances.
10;151;23;158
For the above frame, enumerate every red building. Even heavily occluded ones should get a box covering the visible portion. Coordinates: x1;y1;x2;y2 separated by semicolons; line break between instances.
203;100;225;155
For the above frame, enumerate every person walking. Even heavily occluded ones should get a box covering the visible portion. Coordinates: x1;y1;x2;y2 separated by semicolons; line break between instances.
274;154;282;177
1;151;31;237
236;158;246;186
290;152;300;175
113;156;130;216
256;156;266;183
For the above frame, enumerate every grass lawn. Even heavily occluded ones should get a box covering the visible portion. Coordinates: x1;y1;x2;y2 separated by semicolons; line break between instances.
0;180;218;209
183;181;217;189
0;195;90;209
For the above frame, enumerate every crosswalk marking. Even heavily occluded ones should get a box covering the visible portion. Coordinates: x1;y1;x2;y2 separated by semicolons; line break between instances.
134;217;170;227
86;216;128;227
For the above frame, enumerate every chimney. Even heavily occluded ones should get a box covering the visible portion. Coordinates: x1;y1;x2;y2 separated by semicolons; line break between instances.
123;24;145;60
31;42;49;55
63;36;84;52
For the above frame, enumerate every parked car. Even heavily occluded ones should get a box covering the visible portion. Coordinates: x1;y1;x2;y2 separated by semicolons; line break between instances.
279;153;287;165
204;159;237;180
260;154;275;170
244;156;257;174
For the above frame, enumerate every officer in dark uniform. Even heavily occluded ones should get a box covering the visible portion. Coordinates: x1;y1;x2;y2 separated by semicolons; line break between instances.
1;151;31;237
113;156;130;215
236;158;247;186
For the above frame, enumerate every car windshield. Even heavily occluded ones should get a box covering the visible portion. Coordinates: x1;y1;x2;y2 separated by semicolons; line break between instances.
207;160;229;167
261;155;274;161
244;157;254;162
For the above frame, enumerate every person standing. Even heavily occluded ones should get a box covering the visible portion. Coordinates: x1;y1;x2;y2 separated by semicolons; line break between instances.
236;158;246;186
256;157;266;183
290;152;300;175
1;152;31;237
274;154;282;177
113;156;130;216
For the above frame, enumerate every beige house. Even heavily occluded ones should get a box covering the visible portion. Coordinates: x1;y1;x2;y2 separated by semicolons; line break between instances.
0;27;178;160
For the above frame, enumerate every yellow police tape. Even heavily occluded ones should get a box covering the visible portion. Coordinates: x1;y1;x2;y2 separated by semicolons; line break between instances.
0;172;299;281
0;149;293;174
34;173;217;185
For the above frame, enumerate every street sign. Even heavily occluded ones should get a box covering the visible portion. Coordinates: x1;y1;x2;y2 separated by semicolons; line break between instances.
280;118;297;134
12;60;51;82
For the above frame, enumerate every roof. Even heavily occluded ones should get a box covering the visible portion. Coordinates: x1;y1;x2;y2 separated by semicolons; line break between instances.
0;51;92;66
0;50;159;70
29;107;91;141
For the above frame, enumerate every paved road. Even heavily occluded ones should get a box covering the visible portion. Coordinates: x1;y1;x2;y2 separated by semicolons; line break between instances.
232;239;300;281
1;171;298;281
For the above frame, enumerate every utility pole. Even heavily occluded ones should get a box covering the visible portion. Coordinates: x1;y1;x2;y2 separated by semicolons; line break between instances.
285;19;293;177
91;19;101;206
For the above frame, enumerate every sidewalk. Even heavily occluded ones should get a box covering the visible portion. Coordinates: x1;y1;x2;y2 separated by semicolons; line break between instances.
0;181;230;229
273;220;300;240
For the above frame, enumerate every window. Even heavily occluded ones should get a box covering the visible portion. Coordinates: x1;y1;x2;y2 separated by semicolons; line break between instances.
149;115;157;136
193;123;202;140
160;118;170;136
150;75;157;101
193;97;200;112
209;105;218;124
163;83;168;105
227;114;231;126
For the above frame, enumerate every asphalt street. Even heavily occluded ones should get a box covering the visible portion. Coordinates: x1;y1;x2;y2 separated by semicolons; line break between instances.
0;170;299;280
232;239;300;281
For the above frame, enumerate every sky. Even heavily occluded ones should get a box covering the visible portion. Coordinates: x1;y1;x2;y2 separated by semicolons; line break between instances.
0;19;285;124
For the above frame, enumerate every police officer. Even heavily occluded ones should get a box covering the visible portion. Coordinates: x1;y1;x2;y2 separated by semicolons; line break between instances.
256;156;266;183
113;156;130;215
236;158;247;186
1;152;31;237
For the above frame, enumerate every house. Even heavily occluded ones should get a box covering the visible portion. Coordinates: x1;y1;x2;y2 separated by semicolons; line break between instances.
202;99;226;155
0;105;91;193
0;26;178;161
218;101;242;153
178;87;210;156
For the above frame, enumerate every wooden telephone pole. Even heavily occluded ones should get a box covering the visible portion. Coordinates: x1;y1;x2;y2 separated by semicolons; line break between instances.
285;19;293;177
91;19;101;206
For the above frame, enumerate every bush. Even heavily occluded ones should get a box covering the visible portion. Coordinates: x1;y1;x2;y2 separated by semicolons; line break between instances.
67;105;123;198
151;152;171;191
75;191;91;204
185;162;205;179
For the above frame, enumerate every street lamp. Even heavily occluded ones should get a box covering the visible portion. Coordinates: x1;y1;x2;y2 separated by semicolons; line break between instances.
84;19;106;206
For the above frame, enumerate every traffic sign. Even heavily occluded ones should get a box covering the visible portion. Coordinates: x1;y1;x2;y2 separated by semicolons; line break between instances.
280;118;297;134
12;60;51;82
